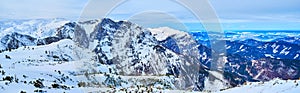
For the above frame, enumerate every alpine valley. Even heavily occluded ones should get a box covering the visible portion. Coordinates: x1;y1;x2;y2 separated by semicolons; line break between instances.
0;18;299;93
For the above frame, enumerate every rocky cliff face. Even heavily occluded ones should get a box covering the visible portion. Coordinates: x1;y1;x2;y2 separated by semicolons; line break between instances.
89;18;205;90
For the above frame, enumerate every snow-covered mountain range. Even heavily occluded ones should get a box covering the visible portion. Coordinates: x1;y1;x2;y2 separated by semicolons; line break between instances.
0;18;300;92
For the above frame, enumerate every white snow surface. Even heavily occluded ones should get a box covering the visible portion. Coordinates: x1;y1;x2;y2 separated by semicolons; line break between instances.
218;79;300;93
148;27;187;41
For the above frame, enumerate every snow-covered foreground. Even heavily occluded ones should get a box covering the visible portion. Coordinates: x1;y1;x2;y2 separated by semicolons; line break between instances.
218;79;300;93
0;39;90;92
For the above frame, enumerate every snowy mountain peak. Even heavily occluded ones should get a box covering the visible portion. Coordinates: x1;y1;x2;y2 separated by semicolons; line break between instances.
148;27;187;41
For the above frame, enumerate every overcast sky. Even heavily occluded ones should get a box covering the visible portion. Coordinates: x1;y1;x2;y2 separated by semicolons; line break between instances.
1;0;300;30
1;0;299;22
0;0;88;20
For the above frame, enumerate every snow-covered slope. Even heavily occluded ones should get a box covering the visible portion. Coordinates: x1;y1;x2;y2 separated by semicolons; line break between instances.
0;39;91;92
218;79;300;93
